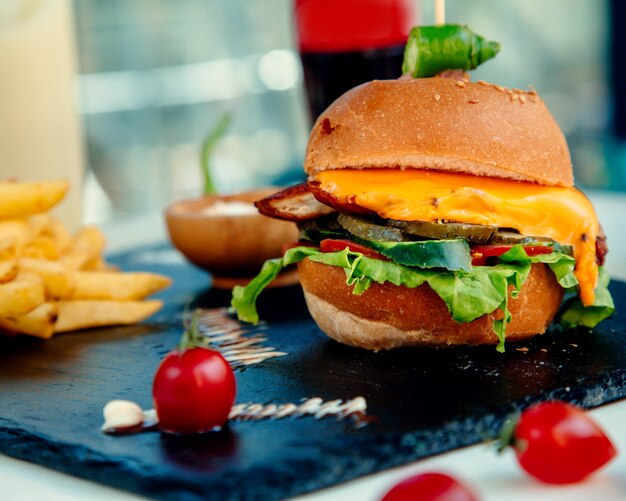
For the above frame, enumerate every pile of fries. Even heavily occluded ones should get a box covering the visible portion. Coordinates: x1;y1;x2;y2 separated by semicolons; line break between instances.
0;180;171;339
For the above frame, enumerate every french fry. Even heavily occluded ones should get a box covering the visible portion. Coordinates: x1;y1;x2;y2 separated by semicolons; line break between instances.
22;236;60;260
0;260;17;284
0;180;68;219
54;300;163;333
0;238;17;260
60;226;106;270
0;181;173;339
0;276;45;317
60;252;90;271
0;220;32;250
27;213;53;236
0;302;58;339
44;217;72;254
82;255;109;271
26;215;58;253
70;271;171;301
19;257;75;299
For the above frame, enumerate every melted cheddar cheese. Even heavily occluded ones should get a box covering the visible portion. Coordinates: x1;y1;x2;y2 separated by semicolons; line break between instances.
314;169;599;305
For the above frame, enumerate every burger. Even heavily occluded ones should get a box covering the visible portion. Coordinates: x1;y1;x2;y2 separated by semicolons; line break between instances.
231;66;614;353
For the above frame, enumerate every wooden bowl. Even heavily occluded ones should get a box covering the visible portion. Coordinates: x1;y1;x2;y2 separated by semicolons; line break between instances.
165;189;299;288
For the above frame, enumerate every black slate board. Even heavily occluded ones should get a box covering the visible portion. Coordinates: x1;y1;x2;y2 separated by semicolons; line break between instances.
1;244;626;501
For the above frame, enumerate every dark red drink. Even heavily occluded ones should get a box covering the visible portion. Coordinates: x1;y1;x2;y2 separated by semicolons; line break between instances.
295;0;415;122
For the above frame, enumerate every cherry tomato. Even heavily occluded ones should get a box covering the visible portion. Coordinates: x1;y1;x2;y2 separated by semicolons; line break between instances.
381;472;478;501
153;347;236;434
471;245;553;266
320;238;389;260
510;401;616;484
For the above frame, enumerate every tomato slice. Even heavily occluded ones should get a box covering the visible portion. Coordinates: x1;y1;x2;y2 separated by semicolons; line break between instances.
471;244;553;266
320;239;389;260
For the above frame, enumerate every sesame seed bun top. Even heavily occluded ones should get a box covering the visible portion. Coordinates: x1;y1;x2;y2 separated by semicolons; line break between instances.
304;77;573;187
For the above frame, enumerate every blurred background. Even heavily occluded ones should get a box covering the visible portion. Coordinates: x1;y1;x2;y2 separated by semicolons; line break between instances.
1;0;625;226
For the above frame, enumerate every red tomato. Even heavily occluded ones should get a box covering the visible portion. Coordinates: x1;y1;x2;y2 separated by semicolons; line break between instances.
511;402;616;484
471;245;553;266
381;472;478;501
153;347;236;434
320;238;389;260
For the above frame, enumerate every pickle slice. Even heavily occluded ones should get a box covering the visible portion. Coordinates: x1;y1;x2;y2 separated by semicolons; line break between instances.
297;215;344;242
334;214;573;256
491;231;573;255
337;214;410;242
387;219;497;243
489;230;553;245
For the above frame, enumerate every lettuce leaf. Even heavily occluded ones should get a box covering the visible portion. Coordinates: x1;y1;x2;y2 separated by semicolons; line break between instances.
232;246;521;351
497;246;614;329
560;267;615;328
499;245;578;288
231;246;321;324
230;244;614;351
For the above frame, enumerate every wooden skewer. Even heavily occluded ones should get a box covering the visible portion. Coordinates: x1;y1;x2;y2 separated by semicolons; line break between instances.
435;0;445;25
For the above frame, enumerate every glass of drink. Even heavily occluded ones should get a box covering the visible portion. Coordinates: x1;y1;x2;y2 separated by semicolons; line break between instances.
0;0;84;229
294;0;416;123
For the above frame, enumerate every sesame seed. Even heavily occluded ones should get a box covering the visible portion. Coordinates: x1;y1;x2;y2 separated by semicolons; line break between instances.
456;81;466;88
516;347;529;352
462;77;469;84
469;98;479;104
540;348;548;352
519;95;527;104
495;85;506;92
510;93;519;101
434;94;441;101
478;80;490;86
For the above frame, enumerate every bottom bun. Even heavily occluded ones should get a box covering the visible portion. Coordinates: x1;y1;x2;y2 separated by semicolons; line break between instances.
298;259;564;350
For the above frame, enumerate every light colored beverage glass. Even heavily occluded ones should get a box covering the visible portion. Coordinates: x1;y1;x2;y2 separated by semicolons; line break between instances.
0;0;83;230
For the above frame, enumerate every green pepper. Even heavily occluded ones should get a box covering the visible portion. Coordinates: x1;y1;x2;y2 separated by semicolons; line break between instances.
402;24;500;78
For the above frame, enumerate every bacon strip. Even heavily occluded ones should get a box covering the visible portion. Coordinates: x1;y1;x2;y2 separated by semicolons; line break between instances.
254;183;334;222
308;180;375;216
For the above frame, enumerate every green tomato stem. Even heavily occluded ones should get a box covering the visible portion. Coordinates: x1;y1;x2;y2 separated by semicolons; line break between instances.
178;312;208;352
495;412;521;454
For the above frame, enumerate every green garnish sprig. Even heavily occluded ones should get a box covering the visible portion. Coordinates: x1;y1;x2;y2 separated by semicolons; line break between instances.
200;114;231;195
